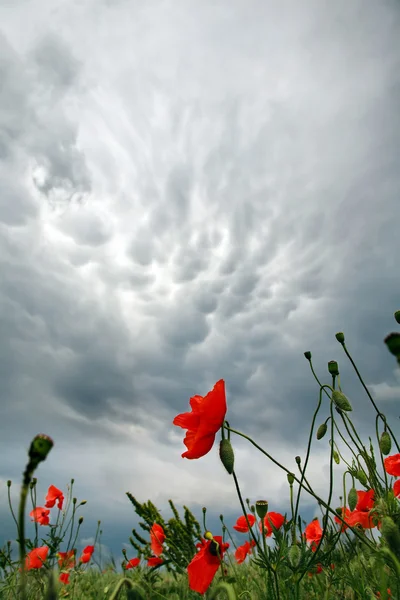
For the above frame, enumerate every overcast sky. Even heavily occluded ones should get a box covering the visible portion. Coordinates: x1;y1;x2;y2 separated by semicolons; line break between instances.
1;0;400;569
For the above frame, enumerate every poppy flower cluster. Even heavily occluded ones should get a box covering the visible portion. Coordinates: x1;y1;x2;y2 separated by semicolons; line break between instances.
26;484;95;583
125;523;165;570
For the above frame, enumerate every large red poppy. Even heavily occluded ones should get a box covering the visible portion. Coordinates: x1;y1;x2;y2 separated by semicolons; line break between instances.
188;536;229;594
384;454;400;477
233;514;256;533
25;546;49;570
258;512;285;537
150;523;165;557
173;380;227;459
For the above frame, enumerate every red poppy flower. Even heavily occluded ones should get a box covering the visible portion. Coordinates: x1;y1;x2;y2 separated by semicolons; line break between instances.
393;480;400;497
233;514;256;533
187;535;229;594
59;571;70;584
355;489;374;512
150;523;165;557
304;519;322;551
173;380;227;459
384;454;400;477
125;557;140;569
147;556;163;567
57;550;75;570
259;512;285;537
235;540;256;564
334;507;352;532
30;506;50;526
45;485;64;510
79;545;95;563
25;546;49;570
346;510;376;529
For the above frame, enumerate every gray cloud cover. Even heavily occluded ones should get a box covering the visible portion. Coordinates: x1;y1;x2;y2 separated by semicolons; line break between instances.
0;0;399;567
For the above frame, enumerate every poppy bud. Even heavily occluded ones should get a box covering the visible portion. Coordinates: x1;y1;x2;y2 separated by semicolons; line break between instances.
288;544;301;568
381;517;400;555
287;473;295;485
384;333;400;362
256;500;269;519
394;310;400;324
295;456;301;465
335;332;345;344
250;505;255;514
348;488;358;512
328;361;339;377
379;431;392;456
304;351;312;361
356;470;368;486
316;423;328;440
219;439;234;475
78;516;84;525
332;390;352;412
28;434;54;463
333;451;340;465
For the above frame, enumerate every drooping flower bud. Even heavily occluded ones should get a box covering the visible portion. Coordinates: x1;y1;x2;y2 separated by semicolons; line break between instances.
28;434;54;463
328;361;339;377
316;423;328;440
219;439;234;474
394;310;400;325
335;332;345;344
304;351;312;361
332;390;352;412
381;516;400;555
356;470;368;486
288;544;301;568
255;500;269;519
348;488;358;512
384;333;400;363
379;431;392;456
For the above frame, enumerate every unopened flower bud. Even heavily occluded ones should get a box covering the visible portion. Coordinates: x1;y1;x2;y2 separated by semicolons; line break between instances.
7;480;11;488
328;361;339;377
287;473;295;485
381;516;400;555
335;332;345;344
394;310;400;325
28;434;54;463
304;351;312;361
78;516;84;525
80;500;87;506
316;423;328;440
332;390;352;412
348;488;358;512
384;333;400;362
255;500;269;519
250;505;255;514
379;431;392;456
219;439;234;475
288;544;301;568
295;456;301;465
333;451;340;465
356;470;368;486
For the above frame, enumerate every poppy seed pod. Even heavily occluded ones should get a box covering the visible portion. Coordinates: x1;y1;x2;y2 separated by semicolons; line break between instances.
379;431;392;456
316;423;328;440
328;361;339;377
28;434;54;463
255;500;269;519
394;310;400;325
348;488;358;512
332;390;352;412
219;439;234;474
335;332;345;344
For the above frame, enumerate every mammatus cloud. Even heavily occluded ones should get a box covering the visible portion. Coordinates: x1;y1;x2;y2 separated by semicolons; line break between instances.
0;0;399;563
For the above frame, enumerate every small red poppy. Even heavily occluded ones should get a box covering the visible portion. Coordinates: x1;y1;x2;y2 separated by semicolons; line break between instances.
233;514;256;533
125;557;140;569
45;485;64;510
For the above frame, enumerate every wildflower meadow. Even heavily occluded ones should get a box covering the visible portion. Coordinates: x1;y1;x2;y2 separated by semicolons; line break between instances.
1;310;400;599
